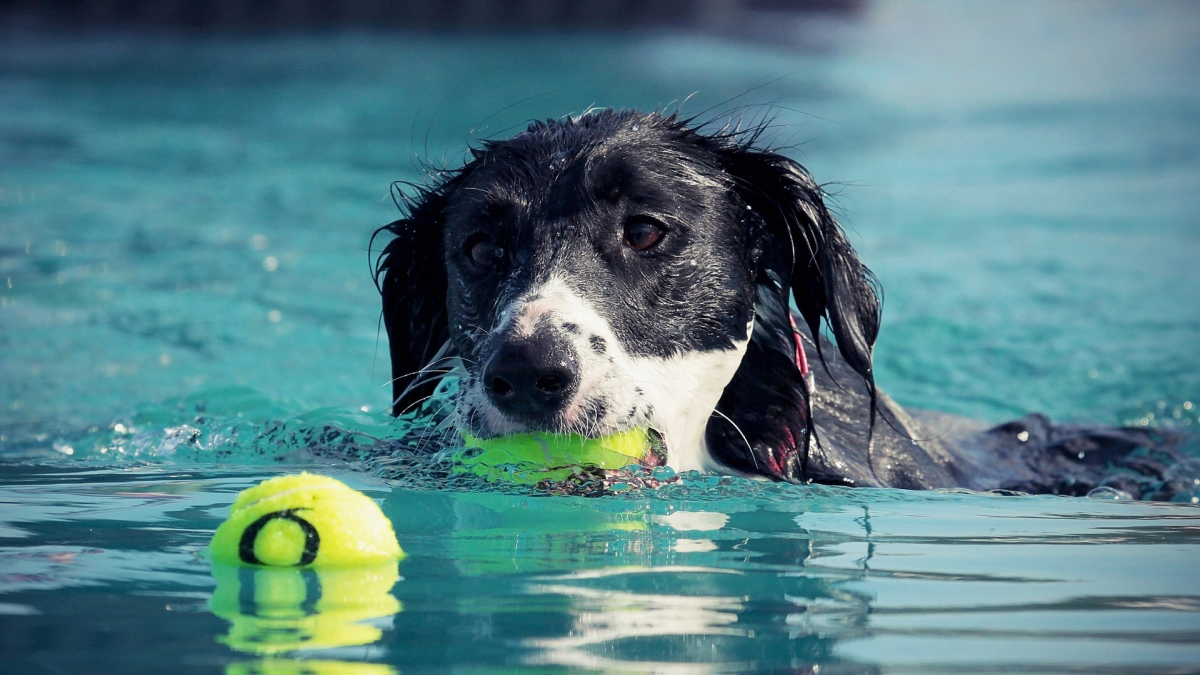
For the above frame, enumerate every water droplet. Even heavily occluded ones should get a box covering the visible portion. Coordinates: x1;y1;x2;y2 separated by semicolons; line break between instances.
652;466;676;481
1087;486;1130;500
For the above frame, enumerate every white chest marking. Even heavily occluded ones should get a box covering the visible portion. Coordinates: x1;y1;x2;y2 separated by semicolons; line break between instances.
627;335;750;473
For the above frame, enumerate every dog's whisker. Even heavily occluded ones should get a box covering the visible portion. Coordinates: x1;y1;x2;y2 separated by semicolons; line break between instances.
401;354;466;373
395;392;442;418
390;342;465;406
710;408;758;471
416;414;458;455
409;399;459;453
384;366;457;388
465;324;493;338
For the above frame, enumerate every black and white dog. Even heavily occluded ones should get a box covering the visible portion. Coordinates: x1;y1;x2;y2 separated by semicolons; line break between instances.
376;109;1181;497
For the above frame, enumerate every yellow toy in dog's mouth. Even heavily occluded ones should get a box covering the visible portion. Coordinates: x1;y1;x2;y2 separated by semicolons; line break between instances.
457;428;666;484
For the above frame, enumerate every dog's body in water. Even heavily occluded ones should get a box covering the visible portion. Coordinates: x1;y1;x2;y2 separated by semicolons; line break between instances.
376;109;1183;498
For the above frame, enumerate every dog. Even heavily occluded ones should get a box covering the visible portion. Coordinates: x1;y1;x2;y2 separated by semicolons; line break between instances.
375;109;1183;497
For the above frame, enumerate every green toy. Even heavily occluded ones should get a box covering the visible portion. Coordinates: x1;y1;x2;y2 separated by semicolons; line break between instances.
457;427;662;483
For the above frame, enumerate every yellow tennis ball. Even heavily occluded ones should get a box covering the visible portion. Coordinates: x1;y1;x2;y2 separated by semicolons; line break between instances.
458;428;653;483
210;473;404;568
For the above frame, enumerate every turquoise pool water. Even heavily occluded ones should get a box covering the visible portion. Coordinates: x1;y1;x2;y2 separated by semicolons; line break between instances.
3;1;1200;672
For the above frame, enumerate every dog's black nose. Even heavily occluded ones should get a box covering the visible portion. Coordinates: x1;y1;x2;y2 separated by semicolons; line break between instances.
484;333;578;416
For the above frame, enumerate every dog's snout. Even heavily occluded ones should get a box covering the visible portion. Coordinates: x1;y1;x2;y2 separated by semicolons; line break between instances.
484;332;579;416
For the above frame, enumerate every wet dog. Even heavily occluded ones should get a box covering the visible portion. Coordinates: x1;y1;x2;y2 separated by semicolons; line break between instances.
376;109;1182;497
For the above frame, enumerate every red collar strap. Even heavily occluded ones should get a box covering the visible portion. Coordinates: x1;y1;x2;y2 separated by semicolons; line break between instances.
788;313;816;394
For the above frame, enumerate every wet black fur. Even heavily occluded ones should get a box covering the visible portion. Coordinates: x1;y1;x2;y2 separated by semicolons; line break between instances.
377;109;874;468
375;108;1184;496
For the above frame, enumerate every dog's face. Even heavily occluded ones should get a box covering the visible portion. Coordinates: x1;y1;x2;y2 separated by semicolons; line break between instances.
379;110;882;477
440;118;757;468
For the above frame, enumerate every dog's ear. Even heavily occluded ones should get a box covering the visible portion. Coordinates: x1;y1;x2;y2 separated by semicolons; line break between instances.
723;148;882;391
374;187;451;417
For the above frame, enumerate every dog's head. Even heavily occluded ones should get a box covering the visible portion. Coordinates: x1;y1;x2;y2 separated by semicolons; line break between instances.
376;109;880;475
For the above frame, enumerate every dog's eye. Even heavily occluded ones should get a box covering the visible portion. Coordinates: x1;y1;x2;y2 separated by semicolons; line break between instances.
467;237;504;270
623;217;665;251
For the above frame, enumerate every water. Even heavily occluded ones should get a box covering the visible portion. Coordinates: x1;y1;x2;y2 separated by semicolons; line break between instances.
2;1;1200;672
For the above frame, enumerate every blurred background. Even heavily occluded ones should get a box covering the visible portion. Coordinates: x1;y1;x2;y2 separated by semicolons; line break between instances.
0;0;862;34
1;0;1198;454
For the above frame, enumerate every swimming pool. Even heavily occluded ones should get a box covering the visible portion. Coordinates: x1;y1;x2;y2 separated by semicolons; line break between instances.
2;1;1199;672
